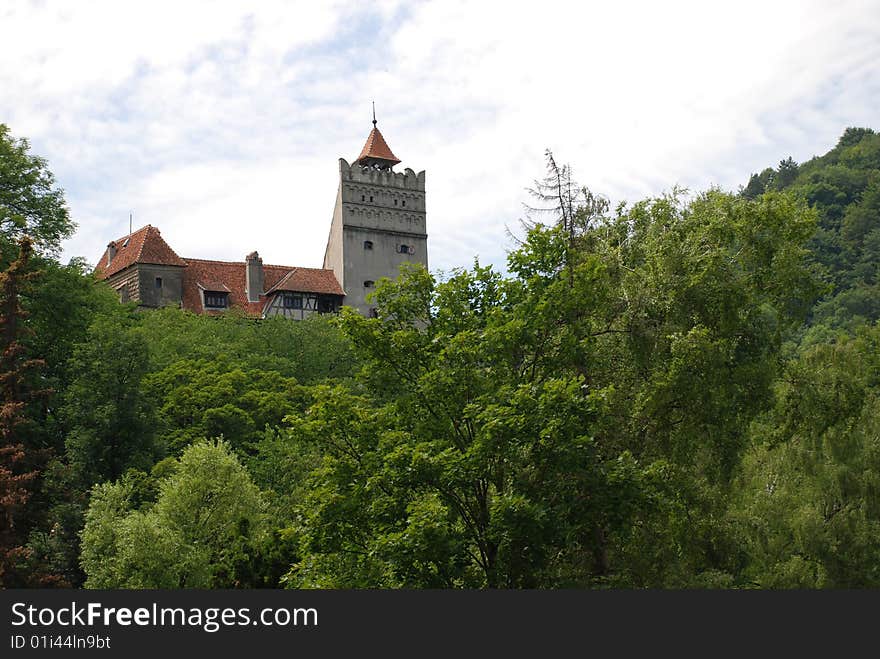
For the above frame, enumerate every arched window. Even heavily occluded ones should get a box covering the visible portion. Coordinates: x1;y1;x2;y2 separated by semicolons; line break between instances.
363;240;373;250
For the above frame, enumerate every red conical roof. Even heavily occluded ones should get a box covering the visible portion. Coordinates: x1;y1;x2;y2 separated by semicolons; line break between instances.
355;124;401;167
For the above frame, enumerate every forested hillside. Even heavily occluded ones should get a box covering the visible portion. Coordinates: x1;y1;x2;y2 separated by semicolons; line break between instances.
1;124;878;588
743;127;880;334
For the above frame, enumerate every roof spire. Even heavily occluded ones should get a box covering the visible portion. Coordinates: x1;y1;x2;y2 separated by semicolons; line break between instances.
355;106;401;169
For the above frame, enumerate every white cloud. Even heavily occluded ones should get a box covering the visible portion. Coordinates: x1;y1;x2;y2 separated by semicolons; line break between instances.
1;0;878;274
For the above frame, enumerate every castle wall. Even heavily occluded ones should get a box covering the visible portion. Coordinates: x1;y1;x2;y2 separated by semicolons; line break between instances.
106;267;140;304
322;182;345;291
136;264;185;308
339;226;428;314
329;158;428;316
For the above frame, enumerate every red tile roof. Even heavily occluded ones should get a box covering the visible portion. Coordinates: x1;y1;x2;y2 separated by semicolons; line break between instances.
94;225;343;316
266;268;345;296
94;225;186;278
182;258;343;315
197;281;231;292
355;126;401;166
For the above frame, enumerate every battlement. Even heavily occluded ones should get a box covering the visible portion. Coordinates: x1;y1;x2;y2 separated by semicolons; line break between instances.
339;158;425;191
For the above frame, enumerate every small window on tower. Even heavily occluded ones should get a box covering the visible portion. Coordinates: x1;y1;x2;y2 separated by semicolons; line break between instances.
364;240;373;250
402;200;406;207
155;277;162;289
398;244;411;254
370;195;374;202
394;199;398;206
368;308;379;318
364;280;375;288
361;194;365;202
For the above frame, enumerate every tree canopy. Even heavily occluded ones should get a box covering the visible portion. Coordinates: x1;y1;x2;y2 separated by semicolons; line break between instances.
4;124;880;590
0;124;74;258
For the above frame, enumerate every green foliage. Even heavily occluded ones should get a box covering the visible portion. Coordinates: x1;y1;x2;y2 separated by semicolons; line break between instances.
81;440;268;588
733;326;880;587
144;358;309;455
62;315;159;486
138;308;356;382
1;121;872;590
247;427;322;524
742;128;880;338
24;258;119;390
0;124;74;257
773;157;799;190
742;168;775;199
284;185;818;588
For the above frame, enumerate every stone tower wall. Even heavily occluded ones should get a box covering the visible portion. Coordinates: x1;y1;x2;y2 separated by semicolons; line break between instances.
324;157;428;315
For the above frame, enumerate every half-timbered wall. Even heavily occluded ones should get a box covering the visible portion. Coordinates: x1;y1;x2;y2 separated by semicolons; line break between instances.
262;292;343;319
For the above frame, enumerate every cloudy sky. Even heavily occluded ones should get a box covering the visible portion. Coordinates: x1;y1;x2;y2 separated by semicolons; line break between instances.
2;0;879;274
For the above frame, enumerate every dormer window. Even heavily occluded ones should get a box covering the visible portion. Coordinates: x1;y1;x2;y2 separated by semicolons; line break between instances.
364;240;373;250
204;291;229;309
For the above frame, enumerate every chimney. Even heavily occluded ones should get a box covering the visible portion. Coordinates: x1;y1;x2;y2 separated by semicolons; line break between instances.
107;241;117;265
245;251;264;303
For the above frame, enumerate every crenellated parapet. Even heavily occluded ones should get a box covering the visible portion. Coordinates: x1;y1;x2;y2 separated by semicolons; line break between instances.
339;158;426;191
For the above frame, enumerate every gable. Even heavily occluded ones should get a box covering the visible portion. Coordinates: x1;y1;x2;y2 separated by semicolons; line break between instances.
95;225;186;279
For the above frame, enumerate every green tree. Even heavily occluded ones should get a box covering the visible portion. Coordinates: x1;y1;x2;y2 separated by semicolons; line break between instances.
144;358;308;455
286;186;817;588
62;315;158;486
0;124;74;258
138;308;356;383
733;326;880;587
81;440;268;588
25;258;120;390
742;168;774;199
773;157;799;190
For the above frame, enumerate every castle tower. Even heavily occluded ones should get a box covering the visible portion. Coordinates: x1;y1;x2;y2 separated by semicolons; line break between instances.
323;115;427;316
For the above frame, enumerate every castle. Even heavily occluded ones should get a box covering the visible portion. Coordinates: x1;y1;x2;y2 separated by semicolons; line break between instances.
95;118;427;318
